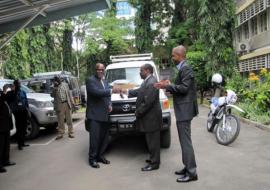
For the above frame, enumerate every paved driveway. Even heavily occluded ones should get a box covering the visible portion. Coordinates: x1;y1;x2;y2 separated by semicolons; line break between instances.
0;106;269;190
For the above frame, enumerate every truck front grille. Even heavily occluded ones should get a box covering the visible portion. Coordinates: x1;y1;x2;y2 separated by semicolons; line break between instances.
110;102;136;115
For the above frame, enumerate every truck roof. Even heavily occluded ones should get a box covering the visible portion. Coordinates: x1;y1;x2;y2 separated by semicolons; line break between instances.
106;61;156;70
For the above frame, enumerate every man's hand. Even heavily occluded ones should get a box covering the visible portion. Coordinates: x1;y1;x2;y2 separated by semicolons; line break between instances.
154;80;171;89
112;86;121;93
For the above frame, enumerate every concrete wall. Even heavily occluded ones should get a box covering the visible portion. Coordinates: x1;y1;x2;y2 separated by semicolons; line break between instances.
249;30;270;50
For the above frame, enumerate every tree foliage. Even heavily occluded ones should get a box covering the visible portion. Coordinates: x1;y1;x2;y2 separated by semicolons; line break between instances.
199;0;237;77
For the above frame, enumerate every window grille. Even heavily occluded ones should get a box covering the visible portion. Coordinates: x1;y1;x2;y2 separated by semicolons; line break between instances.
238;0;267;25
246;8;250;19
239;54;269;72
250;4;255;17
268;54;270;68
255;0;260;14
259;0;265;11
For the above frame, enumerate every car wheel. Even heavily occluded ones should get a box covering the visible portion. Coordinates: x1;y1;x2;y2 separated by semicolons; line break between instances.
160;128;171;148
26;118;40;139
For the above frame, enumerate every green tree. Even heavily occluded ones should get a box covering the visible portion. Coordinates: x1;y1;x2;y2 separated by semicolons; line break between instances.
130;0;152;53
199;0;237;77
62;19;74;72
4;31;30;79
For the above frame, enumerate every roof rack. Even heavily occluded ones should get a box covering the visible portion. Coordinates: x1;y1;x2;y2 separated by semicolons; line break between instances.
33;71;71;78
110;53;153;63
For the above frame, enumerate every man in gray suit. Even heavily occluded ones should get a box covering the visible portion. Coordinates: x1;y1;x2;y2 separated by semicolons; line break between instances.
155;45;198;182
128;64;162;171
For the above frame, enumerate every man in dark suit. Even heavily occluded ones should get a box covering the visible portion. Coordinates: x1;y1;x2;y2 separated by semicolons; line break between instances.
10;80;30;150
128;64;162;171
0;90;16;173
86;63;115;168
154;45;199;182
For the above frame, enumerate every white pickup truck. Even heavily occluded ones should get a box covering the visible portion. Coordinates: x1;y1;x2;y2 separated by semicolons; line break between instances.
106;53;171;148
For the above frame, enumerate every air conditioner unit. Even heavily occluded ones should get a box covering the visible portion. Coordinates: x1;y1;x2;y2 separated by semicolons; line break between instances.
237;42;250;52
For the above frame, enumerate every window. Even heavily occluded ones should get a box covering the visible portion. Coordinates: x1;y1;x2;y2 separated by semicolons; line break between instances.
106;67;143;86
237;27;242;42
243;23;249;39
251;16;258;36
259;12;267;32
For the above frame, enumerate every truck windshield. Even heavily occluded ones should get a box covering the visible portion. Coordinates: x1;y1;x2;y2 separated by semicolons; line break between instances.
106;67;143;86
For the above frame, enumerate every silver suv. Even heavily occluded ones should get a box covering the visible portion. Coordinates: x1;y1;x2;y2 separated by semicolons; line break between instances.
0;79;57;139
106;54;171;148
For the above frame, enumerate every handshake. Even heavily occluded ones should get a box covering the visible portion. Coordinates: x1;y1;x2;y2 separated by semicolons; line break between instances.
112;86;128;94
112;86;128;99
154;79;171;89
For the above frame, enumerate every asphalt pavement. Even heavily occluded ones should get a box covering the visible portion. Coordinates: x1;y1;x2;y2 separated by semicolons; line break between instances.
0;106;270;190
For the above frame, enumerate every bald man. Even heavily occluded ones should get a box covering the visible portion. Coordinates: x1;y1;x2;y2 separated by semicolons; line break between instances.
154;45;198;182
85;63;113;168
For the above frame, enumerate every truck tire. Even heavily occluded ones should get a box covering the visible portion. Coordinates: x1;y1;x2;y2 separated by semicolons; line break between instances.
26;118;40;139
161;128;171;148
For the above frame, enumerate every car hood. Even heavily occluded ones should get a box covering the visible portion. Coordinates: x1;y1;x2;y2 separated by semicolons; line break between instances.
27;93;53;102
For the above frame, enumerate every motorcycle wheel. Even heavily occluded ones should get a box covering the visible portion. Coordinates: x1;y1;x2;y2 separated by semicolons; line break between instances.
215;114;240;146
207;112;214;132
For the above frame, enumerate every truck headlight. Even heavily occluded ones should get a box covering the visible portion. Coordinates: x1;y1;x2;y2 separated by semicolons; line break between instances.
161;99;170;110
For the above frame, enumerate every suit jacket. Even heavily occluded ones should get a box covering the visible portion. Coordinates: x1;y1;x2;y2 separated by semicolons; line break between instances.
129;75;162;132
85;75;111;122
165;61;199;121
51;82;73;112
0;96;13;133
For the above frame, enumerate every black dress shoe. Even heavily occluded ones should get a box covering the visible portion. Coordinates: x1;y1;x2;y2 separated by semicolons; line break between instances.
141;164;159;171
22;144;30;147
89;161;100;168
175;168;186;175
176;174;198;183
97;157;110;164
0;167;7;173
4;161;16;167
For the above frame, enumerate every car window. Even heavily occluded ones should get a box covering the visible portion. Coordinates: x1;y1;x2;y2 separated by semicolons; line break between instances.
21;85;35;93
106;67;143;86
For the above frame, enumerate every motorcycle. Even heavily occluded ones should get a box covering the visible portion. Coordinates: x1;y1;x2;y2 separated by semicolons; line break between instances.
207;90;245;146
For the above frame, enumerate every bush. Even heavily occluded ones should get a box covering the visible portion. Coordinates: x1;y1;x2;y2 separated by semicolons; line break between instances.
236;102;270;125
226;69;270;124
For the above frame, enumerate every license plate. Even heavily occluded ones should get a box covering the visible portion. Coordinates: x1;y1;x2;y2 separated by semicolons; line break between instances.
119;124;133;129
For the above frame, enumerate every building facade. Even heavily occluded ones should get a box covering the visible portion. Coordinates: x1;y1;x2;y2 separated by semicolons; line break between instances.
235;0;270;74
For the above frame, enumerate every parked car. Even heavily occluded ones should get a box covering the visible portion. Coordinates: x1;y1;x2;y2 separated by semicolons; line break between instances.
21;71;81;110
105;53;172;148
0;79;57;139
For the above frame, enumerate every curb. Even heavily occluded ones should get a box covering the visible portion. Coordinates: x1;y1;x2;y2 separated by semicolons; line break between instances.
239;117;270;132
200;104;270;132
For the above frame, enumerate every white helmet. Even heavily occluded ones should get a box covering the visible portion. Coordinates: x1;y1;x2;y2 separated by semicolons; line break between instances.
211;73;223;84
